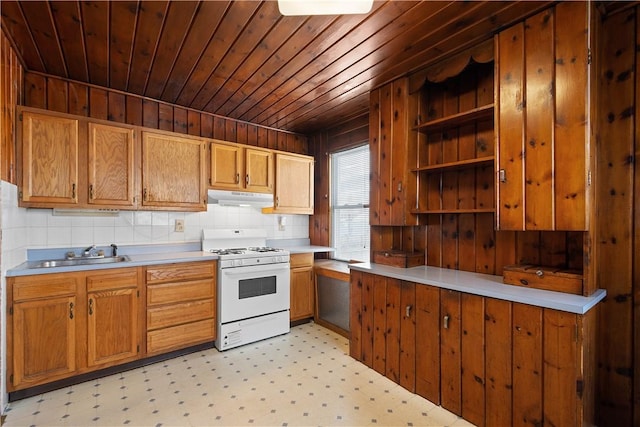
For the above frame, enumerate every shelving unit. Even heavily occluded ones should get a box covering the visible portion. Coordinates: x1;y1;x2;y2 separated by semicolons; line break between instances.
412;156;494;173
413;60;495;216
413;104;494;134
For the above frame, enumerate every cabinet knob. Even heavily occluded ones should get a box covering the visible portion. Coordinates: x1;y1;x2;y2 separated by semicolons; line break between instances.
143;188;148;201
443;314;450;329
535;270;544;278
69;302;74;320
89;298;94;315
397;182;402;192
72;183;76;199
246;174;250;186
235;173;240;184
89;184;94;200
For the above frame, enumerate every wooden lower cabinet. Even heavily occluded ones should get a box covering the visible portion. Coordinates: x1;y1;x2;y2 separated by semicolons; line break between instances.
86;268;141;368
9;274;79;390
145;261;216;354
350;271;596;427
290;253;314;321
7;260;217;394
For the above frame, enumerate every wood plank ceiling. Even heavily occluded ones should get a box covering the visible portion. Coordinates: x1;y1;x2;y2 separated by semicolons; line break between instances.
1;1;554;135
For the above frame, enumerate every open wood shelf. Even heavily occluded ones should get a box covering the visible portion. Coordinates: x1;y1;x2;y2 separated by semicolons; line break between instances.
411;208;495;214
413;104;494;134
412;156;494;173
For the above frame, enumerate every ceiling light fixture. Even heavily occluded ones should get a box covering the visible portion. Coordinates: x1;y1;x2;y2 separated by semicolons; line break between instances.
278;0;374;16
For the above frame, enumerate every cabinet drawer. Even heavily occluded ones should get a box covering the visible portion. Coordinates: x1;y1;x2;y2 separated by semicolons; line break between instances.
86;268;138;292
11;274;79;301
503;264;583;295
290;253;313;268
145;261;216;284
147;318;215;354
147;278;214;306
147;299;214;330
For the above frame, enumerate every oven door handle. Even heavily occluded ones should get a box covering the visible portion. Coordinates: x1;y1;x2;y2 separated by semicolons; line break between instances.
221;263;290;276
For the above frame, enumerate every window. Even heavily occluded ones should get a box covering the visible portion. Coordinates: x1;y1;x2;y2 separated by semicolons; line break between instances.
331;145;370;262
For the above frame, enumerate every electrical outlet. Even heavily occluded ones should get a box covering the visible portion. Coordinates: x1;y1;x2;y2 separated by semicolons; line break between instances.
174;219;185;232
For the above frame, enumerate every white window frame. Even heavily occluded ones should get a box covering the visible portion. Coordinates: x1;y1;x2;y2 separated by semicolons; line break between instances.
330;144;370;263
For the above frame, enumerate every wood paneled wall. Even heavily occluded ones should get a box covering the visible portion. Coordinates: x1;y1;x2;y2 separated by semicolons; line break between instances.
21;72;309;155
0;29;23;184
309;114;368;252
595;6;638;426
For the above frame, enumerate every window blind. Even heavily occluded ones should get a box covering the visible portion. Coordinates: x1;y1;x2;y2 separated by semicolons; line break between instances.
331;145;370;262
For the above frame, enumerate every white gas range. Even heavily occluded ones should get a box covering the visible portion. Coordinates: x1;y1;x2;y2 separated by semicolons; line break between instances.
202;229;290;351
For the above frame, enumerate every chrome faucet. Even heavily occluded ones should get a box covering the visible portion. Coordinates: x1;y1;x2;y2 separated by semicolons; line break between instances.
83;245;97;257
110;243;118;257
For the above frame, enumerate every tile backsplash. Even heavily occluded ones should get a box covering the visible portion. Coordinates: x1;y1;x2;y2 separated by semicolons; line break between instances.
0;181;309;269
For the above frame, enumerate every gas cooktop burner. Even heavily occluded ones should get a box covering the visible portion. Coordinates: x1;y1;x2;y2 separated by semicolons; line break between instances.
208;248;246;255
248;246;281;253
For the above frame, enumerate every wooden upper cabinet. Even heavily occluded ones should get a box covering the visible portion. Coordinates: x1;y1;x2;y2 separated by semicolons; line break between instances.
245;147;273;193
142;131;206;211
269;152;314;214
88;123;136;207
369;78;418;226
19;109;79;205
210;140;273;193
210;141;243;190
496;2;591;231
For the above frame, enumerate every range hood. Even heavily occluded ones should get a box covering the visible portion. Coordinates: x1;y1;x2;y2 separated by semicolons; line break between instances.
207;189;274;208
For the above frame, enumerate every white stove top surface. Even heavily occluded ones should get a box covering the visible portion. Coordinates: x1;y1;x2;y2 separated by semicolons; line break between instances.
201;229;289;261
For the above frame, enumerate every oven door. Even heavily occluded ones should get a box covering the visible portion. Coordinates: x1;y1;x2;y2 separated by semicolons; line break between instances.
218;262;290;324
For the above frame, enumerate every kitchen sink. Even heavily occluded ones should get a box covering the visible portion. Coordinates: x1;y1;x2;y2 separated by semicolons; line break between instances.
28;255;131;269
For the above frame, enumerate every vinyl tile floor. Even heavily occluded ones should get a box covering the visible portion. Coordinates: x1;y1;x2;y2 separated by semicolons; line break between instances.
3;322;474;427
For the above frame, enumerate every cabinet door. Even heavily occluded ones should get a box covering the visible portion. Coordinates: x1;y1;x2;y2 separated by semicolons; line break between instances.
399;281;416;392
245;147;273;193
19;110;79;205
142;131;206;210
440;289;462;415
369;78;417;226
210;141;243;190
86;269;140;367
12;296;77;389
416;284;440;404
88;123;136;207
273;153;314;214
496;2;590;231
290;266;314;321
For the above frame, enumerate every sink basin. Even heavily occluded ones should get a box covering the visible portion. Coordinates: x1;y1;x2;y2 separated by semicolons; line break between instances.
28;255;131;269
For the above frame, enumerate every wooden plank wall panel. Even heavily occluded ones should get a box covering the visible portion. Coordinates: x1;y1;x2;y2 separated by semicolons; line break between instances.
368;86;381;226
485;298;512;426
512;303;543;427
415;284;440;404
372;275;387;375
440;289;462;416
542;309;578;427
635;8;640;427
399;281;416;393
553;1;588;230
21;72;308;154
595;7;636;426
461;294;485;427
377;83;392;225
385;278;401;383
523;8;554;230
1;29;24;183
496;23;525;230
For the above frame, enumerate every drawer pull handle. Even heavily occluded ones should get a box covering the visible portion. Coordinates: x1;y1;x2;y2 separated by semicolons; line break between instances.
536;270;544;277
69;302;74;320
89;184;94;200
89;298;94;315
246;174;250;186
443;314;450;329
520;279;529;286
406;305;412;318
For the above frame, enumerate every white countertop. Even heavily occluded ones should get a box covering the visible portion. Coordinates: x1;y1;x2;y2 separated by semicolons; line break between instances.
283;245;335;254
349;262;605;315
6;250;218;277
